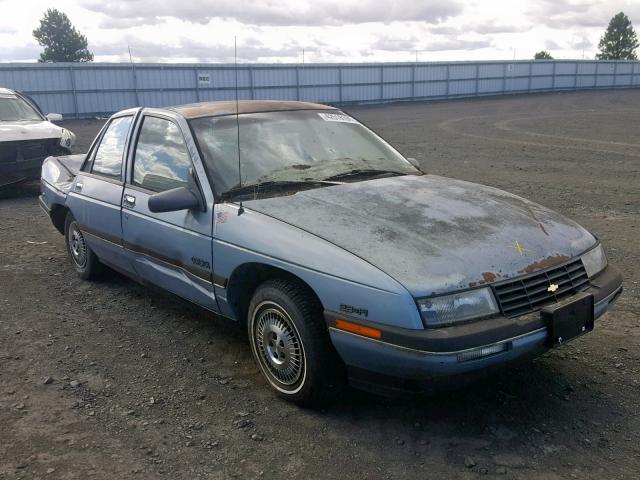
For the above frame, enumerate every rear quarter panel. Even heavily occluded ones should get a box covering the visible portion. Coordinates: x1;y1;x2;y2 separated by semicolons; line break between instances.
40;156;75;223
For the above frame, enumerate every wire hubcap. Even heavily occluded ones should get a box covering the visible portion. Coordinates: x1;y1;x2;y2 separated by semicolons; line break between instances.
69;223;87;268
254;305;304;387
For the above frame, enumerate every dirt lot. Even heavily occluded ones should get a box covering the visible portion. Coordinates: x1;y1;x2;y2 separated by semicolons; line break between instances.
1;90;639;479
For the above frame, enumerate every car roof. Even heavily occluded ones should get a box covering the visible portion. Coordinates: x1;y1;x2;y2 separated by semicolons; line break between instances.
168;100;338;119
0;87;17;97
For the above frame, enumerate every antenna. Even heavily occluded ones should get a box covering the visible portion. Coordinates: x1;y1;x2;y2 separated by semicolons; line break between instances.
234;36;244;215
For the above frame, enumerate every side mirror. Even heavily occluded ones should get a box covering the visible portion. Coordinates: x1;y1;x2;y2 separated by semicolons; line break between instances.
406;157;423;172
148;186;201;213
46;113;63;122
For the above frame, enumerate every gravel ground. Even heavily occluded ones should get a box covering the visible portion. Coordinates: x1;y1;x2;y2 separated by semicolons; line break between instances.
1;89;639;479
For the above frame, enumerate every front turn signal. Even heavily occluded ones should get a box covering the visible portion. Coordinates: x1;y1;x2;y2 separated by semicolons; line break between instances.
335;319;382;339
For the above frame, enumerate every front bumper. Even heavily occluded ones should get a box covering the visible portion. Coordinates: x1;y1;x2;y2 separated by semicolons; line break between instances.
0;156;47;184
327;265;623;393
0;142;68;181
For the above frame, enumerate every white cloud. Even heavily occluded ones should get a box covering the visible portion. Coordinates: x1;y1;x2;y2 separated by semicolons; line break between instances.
80;0;462;27
529;0;640;29
0;0;638;63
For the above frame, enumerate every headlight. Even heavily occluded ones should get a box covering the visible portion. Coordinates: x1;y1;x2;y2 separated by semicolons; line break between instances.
417;287;499;328
581;244;607;278
59;129;76;149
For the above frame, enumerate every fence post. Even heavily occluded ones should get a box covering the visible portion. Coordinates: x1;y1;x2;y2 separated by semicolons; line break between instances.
248;66;254;100
613;62;618;89
574;61;579;90
411;63;416;100
502;63;507;94
338;65;343;105
194;67;200;102
131;63;140;107
527;61;532;92
474;63;479;96
69;65;79;119
445;63;450;98
296;65;300;101
379;65;384;102
551;61;556;91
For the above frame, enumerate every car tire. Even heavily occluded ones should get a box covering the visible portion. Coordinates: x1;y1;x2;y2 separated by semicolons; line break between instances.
248;278;343;406
64;212;103;280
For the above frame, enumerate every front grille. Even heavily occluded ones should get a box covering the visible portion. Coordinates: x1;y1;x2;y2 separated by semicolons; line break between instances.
492;258;590;317
0;139;59;163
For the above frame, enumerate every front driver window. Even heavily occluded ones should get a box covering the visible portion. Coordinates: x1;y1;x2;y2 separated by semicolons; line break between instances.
92;116;133;178
133;116;192;192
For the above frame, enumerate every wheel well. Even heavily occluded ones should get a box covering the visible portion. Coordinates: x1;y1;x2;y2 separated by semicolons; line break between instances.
225;263;323;324
50;204;69;235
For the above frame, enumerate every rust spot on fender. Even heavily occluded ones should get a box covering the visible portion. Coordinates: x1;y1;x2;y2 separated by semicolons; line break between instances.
481;272;497;284
519;255;570;274
468;281;478;288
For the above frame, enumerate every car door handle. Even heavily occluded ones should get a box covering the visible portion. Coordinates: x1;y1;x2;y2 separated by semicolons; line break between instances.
123;194;136;208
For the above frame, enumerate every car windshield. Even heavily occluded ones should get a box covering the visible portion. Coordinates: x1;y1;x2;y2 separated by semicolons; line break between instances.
190;109;418;197
0;96;42;121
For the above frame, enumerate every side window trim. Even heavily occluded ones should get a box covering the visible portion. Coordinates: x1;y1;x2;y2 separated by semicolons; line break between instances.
123;110;144;185
90;115;135;181
81;120;111;173
129;113;198;194
185;120;218;201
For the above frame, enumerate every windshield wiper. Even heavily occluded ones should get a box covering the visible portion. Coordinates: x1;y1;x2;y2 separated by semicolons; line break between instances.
322;169;406;182
220;180;339;201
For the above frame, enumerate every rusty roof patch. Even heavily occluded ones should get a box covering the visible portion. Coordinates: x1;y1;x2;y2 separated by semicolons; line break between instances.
169;100;337;119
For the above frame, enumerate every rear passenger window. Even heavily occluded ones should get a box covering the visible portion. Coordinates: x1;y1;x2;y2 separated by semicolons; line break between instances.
91;116;133;178
133;116;191;192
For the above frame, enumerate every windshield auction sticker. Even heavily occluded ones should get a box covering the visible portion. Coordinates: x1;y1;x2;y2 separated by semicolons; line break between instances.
317;112;359;124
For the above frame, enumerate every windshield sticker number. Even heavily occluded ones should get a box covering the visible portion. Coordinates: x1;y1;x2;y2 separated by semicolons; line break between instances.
318;112;359;124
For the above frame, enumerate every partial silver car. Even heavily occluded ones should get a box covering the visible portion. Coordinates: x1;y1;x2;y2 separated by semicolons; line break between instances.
0;87;75;186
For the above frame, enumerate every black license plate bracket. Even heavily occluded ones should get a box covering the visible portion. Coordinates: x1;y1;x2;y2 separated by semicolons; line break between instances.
541;292;594;347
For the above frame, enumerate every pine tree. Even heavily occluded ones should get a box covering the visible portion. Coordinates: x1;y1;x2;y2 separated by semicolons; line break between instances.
534;51;553;60
33;9;93;62
596;12;638;60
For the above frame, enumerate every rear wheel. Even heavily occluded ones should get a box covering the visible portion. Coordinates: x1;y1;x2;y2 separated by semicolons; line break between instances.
64;213;103;280
248;278;343;406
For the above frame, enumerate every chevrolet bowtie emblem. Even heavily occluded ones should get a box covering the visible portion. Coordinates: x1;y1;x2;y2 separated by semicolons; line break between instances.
547;283;559;293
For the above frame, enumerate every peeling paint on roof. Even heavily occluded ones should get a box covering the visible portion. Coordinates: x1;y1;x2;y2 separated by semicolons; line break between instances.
169;100;337;119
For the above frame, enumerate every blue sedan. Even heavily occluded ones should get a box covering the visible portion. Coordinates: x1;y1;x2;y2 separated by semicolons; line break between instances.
39;101;623;405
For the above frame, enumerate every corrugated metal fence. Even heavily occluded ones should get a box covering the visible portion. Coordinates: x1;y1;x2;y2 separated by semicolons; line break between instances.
1;60;639;118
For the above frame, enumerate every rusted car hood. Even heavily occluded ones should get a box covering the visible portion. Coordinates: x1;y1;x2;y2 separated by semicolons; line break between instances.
245;175;596;297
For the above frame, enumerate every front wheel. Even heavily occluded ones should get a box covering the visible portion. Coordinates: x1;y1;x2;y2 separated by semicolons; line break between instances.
248;279;343;406
64;213;103;280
